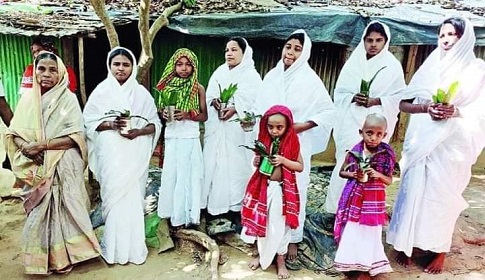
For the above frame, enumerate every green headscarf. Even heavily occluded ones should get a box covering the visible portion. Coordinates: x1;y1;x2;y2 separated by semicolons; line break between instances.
156;48;199;114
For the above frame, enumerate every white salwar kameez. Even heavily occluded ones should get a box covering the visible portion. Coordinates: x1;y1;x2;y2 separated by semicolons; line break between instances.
334;222;392;276
84;47;161;265
257;30;335;243
202;38;262;215
325;21;406;214
387;17;485;257
158;120;203;226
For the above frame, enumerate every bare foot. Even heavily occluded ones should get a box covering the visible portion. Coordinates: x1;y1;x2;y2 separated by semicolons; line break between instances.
248;256;260;270
276;254;290;279
287;243;298;261
424;253;445;274
395;251;411;267
356;272;371;280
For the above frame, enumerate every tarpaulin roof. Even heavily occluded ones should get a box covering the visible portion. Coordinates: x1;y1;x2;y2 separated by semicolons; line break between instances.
168;4;485;46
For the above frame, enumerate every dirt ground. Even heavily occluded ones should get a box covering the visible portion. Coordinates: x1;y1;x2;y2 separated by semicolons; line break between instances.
0;173;484;280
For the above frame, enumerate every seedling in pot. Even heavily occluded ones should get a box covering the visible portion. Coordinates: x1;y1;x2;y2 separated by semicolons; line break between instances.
360;66;387;97
231;111;262;132
344;149;385;183
99;109;149;135
217;83;238;119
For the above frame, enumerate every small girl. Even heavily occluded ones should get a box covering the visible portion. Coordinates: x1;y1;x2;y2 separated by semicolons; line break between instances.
156;48;208;227
241;105;303;279
333;113;395;278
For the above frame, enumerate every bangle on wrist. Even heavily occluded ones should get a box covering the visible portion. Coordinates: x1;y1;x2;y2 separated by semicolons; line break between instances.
45;139;50;150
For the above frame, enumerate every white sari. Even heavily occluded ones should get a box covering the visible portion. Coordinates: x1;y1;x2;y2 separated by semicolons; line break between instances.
202;38;262;215
84;47;161;264
326;21;406;214
387;17;485;256
257;29;335;243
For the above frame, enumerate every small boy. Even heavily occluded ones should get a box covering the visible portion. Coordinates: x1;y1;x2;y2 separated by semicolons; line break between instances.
241;105;303;279
333;113;396;278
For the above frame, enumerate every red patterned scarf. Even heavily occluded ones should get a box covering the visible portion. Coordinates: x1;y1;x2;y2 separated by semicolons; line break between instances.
241;105;300;237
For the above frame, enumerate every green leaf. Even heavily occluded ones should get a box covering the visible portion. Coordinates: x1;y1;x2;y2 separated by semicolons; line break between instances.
444;81;459;104
360;66;386;96
436;88;446;103
219;83;238;103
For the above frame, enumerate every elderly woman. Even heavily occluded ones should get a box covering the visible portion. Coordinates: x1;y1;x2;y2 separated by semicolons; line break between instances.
325;21;406;214
202;37;262;229
84;47;161;265
5;51;100;274
387;17;485;274
255;29;335;261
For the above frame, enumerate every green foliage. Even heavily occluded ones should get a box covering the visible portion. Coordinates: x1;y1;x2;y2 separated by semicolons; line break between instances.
182;0;197;7
98;109;149;123
432;81;459;104
345;149;385;171
155;88;178;108
231;111;262;123
360;66;387;96
218;83;238;103
240;138;280;157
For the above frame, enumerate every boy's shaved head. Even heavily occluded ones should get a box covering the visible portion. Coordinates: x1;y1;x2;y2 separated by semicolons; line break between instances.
363;113;388;131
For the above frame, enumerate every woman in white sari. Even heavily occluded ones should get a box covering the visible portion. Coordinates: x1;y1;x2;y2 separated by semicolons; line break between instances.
202;37;262;226
257;30;335;259
84;47;161;265
5;51;100;274
325;21;406;214
387;17;485;274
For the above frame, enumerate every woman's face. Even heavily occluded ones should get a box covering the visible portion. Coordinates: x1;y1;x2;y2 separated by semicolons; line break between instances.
110;54;133;84
175;56;194;78
282;38;303;68
225;40;244;69
36;58;59;91
439;23;460;51
364;31;386;59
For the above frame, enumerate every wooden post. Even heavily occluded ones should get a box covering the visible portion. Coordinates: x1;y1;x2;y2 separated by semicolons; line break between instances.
394;45;420;149
78;36;87;107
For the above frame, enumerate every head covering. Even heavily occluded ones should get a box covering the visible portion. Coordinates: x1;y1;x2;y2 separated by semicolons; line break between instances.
282;29;312;77
156;48;199;114
402;16;477;102
241;105;301;237
6;51;85;211
105;46;139;96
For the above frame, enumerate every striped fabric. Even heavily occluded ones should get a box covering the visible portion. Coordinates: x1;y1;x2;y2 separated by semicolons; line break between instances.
241;105;301;237
334;141;395;244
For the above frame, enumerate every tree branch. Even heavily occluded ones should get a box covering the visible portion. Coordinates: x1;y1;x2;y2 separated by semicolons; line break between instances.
89;0;119;49
136;1;183;82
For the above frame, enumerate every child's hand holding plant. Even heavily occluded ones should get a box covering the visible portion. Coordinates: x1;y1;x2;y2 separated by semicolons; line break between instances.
269;155;286;166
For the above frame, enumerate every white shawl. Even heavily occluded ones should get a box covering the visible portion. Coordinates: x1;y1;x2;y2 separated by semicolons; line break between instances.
83;47;162;219
202;39;262;214
204;38;262;136
258;29;335;155
388;17;485;256
333;21;406;146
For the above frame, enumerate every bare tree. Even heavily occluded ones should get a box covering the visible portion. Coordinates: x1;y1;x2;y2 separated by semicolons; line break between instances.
89;0;196;82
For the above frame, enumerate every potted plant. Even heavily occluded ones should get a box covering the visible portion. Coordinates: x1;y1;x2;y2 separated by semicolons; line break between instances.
240;138;280;176
155;88;178;122
432;81;459;105
360;66;387;97
99;109;149;135
344;149;385;183
231;111;262;132
218;83;238;119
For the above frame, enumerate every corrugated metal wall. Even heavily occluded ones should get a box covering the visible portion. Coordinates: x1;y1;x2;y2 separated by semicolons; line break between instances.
0;34;31;110
150;30;347;97
0;34;62;110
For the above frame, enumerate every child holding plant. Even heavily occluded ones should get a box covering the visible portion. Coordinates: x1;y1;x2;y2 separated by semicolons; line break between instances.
333;113;395;278
156;48;207;227
241;105;303;279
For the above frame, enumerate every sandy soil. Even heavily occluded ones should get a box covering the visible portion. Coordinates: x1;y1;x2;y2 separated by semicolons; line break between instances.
0;174;484;280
